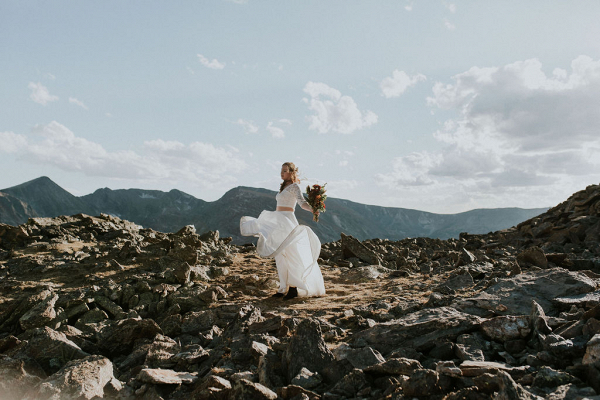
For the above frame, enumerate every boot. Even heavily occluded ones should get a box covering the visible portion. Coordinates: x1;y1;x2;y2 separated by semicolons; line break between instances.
283;286;298;300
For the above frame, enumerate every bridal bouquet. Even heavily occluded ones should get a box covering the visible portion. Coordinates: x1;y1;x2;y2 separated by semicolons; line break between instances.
306;183;327;222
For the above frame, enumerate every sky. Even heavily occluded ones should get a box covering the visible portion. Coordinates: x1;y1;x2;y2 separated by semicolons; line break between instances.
1;1;600;214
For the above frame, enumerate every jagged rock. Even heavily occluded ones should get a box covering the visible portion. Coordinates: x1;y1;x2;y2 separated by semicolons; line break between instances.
93;295;127;320
455;248;476;267
480;315;531;341
495;370;542;400
285;318;335;383
364;357;422;376
137;368;198;385
544;384;599;400
257;351;285;390
19;292;59;331
0;355;44;400
517;246;548;268
352;307;483;354
436;268;474;291
229;378;277;400
277;385;320;400
331;368;370;398
8;327;89;374
459;268;597;316
332;345;385;370
28;355;115;400
96;318;162;357
0;289;54;332
459;361;528;378
290;367;322;389
583;334;600;365
402;369;440;397
531;366;580;388
341;233;381;265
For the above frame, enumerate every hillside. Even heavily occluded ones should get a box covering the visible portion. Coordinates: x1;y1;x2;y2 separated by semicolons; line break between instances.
0;178;547;243
0;184;598;399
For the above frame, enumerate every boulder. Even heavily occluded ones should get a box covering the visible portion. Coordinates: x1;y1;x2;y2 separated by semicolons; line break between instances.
480;315;531;342
458;268;597;316
96;318;162;357
29;355;115;400
9;327;89;374
352;307;483;354
517;246;548;268
582;334;600;365
284;318;335;383
229;379;277;400
137;368;198;385
19;293;59;331
341;233;381;265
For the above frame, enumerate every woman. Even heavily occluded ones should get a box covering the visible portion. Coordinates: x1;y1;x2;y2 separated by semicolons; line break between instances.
240;162;326;299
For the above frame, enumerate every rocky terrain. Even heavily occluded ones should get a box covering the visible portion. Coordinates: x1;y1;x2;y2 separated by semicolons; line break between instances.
0;184;599;399
0;176;547;243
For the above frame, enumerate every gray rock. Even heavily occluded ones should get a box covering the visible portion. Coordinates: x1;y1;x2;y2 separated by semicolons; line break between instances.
333;346;385;370
402;369;440;397
285;318;335;383
29;355;115;400
480;315;531;342
229;378;277;400
517;246;548;268
19;293;59;331
10;327;89;374
364;357;422;376
331;369;370;398
459;268;597;316
352;307;483;354
531;366;579;388
495;370;542;400
341;233;381;265
137;368;197;384
583;334;600;365
0;355;44;400
290;367;322;390
96;318;162;357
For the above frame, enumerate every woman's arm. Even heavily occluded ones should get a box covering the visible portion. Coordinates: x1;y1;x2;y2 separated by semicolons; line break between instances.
292;184;313;212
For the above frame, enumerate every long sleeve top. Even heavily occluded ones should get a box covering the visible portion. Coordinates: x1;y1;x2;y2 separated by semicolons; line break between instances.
275;183;312;212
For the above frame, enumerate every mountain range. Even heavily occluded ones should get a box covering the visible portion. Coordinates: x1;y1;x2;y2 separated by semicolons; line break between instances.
0;176;548;243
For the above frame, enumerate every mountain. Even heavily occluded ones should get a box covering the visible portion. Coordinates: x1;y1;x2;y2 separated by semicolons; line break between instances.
0;177;548;243
1;177;95;218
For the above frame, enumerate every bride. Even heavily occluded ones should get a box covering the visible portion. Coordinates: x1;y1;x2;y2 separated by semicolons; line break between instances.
240;162;326;299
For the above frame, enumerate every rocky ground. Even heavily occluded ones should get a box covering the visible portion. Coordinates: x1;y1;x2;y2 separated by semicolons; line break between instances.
0;185;600;400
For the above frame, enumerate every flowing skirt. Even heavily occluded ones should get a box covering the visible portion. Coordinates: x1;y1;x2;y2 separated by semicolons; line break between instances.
240;211;326;297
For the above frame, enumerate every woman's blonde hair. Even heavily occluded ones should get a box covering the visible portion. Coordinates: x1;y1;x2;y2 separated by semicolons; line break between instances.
280;162;299;192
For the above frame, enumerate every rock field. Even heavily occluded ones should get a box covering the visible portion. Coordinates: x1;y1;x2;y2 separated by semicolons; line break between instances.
1;184;600;399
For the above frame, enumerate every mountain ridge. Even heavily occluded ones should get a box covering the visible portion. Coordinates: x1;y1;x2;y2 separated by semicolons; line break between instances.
0;177;548;243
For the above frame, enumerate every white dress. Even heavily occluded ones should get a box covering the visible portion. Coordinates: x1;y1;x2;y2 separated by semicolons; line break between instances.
240;183;326;297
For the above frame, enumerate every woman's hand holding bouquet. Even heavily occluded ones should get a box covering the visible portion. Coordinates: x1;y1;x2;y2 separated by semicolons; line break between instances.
306;184;327;222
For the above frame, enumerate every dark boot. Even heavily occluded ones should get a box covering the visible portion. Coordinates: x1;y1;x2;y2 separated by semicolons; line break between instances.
283;287;298;300
271;292;284;298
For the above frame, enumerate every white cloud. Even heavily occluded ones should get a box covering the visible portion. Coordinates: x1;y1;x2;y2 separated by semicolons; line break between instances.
444;19;456;30
0;131;28;153
377;56;600;211
197;54;226;70
380;70;427;98
444;2;456;13
339;160;348;167
3;121;248;187
28;82;59;105
234;119;259;134
69;97;89;110
303;81;378;134
266;121;285;139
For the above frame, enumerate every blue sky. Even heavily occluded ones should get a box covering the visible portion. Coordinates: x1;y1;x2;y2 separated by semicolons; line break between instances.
2;1;600;213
